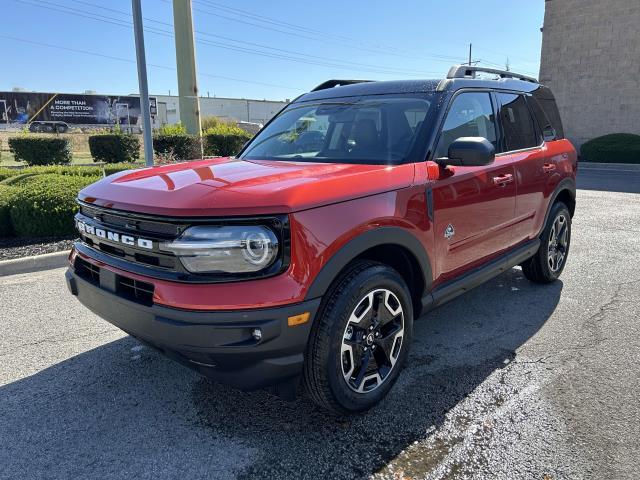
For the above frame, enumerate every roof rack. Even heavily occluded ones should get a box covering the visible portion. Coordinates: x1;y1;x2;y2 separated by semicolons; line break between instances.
311;79;372;92
447;65;538;83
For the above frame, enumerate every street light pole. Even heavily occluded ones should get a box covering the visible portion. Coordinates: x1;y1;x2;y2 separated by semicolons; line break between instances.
131;0;154;166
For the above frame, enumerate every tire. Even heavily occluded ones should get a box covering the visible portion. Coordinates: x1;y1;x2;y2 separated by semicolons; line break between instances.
303;260;413;415
56;124;67;133
522;201;571;283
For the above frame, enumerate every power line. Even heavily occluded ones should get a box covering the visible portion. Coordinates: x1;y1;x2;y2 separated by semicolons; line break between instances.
16;0;446;77
188;0;466;64
192;0;538;71
71;0;447;76
0;34;304;92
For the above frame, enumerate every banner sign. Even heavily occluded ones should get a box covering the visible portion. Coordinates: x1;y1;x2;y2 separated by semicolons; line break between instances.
0;92;156;125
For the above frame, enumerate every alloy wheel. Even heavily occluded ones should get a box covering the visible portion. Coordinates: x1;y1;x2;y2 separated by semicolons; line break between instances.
548;213;569;272
340;289;404;394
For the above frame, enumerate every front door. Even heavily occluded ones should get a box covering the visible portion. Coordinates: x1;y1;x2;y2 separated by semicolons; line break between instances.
430;91;517;283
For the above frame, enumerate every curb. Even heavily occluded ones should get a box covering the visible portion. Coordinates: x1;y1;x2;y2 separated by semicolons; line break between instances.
0;250;70;277
579;162;640;171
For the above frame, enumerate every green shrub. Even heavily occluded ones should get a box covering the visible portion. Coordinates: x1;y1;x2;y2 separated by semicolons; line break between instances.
155;123;187;135
580;133;640;164
0;186;20;237
88;134;140;163
203;131;252;157
8;137;72;166
8;174;101;237
0;173;39;186
0;168;19;182
0;164;139;184
153;134;201;161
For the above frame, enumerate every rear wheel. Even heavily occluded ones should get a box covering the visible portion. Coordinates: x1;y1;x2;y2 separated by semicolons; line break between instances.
303;260;413;414
522;202;571;283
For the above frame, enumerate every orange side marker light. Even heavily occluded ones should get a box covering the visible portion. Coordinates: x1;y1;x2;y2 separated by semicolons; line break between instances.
288;312;310;327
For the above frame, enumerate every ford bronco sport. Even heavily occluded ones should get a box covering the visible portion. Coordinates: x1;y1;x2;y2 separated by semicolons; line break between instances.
66;65;577;414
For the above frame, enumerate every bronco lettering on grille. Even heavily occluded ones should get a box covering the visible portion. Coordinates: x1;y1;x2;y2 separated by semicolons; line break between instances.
76;220;154;250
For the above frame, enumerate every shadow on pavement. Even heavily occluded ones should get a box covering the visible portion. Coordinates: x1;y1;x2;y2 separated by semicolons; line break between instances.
577;167;640;194
0;268;562;479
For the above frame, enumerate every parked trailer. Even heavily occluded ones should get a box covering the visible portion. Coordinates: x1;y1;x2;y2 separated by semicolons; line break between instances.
0;92;156;131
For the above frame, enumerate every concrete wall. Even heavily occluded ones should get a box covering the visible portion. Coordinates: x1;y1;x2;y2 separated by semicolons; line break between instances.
154;95;289;127
539;0;640;148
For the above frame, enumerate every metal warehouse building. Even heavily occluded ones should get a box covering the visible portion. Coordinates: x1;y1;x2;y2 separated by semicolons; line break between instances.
154;95;289;127
539;0;640;148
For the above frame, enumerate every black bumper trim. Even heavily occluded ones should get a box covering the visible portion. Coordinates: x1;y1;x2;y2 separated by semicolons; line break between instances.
66;267;321;390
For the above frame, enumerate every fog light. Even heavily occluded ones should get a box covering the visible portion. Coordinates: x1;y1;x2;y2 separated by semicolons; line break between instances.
251;328;262;341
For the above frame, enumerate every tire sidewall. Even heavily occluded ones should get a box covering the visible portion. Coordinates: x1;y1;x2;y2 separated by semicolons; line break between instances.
322;265;413;412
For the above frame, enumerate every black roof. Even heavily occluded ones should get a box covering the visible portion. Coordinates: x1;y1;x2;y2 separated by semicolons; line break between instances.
295;77;541;103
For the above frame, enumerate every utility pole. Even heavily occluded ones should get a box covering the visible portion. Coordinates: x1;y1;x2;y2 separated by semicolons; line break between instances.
172;0;201;136
131;0;154;166
468;43;472;66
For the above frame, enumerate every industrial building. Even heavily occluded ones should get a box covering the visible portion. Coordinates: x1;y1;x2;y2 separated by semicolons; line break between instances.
154;95;289;127
539;0;640;148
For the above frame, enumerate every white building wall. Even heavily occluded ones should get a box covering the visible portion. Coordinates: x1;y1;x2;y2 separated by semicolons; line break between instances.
154;95;289;126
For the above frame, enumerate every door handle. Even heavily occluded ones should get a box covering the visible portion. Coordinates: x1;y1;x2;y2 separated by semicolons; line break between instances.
543;163;557;173
493;173;514;186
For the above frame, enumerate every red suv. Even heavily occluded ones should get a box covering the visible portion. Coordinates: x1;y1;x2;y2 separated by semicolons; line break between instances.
66;66;576;414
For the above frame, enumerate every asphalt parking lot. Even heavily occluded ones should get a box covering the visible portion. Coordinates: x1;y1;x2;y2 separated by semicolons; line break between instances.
1;168;638;480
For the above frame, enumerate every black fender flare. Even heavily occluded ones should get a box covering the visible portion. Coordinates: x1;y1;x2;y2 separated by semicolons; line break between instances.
304;227;432;300
538;177;576;237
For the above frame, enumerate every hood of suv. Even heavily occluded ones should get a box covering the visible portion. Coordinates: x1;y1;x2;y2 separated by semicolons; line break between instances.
79;157;416;216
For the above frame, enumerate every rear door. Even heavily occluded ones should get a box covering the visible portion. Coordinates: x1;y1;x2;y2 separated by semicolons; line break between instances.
431;91;517;283
494;92;547;244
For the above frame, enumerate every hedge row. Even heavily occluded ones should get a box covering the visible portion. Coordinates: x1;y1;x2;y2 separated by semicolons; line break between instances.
152;134;201;161
8;137;72;166
580;133;640;164
151;131;251;160
88;134;140;163
0;174;101;238
0;164;139;183
5;127;253;166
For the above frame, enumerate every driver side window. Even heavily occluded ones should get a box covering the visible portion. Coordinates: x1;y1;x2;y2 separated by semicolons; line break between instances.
435;92;497;158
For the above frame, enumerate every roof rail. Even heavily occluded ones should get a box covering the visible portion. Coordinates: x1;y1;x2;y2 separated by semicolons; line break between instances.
311;79;372;92
447;65;538;83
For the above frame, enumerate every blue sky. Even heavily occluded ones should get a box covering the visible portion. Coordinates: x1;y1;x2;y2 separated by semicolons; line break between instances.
3;0;544;101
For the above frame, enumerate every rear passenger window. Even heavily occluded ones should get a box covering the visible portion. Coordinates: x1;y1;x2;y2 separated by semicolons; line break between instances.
435;92;497;158
497;93;540;151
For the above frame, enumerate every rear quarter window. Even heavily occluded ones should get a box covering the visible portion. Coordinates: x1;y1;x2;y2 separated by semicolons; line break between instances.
532;87;565;139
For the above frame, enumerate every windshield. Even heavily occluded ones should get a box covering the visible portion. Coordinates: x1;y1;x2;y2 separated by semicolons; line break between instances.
240;94;435;165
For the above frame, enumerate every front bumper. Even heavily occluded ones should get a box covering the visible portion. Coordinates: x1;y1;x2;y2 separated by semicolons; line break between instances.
65;265;321;391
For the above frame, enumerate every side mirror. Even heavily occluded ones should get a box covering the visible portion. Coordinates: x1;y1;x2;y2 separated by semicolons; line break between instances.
441;137;495;167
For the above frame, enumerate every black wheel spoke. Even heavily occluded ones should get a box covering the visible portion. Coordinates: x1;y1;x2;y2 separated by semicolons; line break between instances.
352;349;373;390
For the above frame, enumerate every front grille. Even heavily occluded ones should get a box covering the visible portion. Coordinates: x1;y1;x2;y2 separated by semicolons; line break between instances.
116;276;155;306
75;257;100;284
79;204;183;238
75;202;290;283
76;203;183;273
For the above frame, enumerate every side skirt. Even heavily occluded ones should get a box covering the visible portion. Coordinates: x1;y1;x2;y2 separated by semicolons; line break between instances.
420;239;540;315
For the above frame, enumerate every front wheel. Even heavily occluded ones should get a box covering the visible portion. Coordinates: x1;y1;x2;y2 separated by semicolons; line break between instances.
522;201;571;283
303;260;413;414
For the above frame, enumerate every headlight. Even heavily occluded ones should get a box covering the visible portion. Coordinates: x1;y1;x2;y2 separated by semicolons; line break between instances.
160;225;279;273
